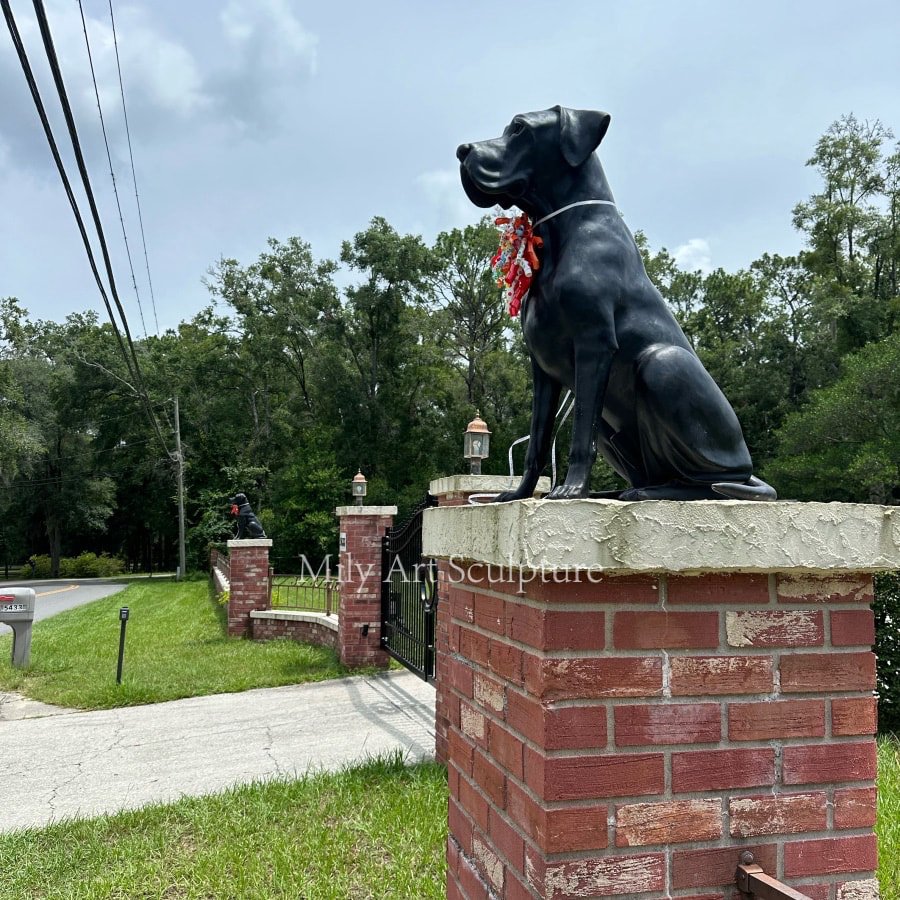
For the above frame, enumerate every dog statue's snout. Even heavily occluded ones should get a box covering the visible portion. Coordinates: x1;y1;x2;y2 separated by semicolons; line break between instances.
456;143;472;163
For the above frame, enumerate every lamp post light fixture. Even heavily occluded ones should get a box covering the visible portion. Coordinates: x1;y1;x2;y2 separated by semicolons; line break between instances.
351;470;367;506
463;412;491;475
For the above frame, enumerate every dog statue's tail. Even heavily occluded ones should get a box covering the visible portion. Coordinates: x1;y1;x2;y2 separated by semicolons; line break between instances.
712;475;777;501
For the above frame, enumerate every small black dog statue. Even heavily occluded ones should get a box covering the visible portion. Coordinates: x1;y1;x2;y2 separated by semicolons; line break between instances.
229;493;266;539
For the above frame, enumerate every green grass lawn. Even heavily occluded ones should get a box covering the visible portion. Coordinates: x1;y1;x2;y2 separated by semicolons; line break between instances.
0;754;447;900
0;580;354;709
0;742;895;899
879;735;900;899
0;740;895;898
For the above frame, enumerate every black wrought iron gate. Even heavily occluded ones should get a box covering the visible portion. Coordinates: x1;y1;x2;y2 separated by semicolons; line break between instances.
381;493;439;682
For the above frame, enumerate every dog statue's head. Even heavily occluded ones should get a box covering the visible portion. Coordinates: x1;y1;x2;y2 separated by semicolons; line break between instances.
456;106;611;210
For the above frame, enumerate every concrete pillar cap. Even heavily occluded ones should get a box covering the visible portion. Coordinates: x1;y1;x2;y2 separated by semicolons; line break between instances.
335;506;398;517
423;498;900;574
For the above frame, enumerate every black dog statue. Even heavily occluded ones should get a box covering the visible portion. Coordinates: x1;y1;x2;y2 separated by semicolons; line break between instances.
229;493;266;539
457;106;776;502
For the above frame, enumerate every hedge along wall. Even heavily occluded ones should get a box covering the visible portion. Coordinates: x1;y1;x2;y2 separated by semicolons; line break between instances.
875;571;900;732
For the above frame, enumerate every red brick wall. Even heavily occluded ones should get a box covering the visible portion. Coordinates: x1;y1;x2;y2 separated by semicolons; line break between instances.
442;567;879;899
433;490;483;765
251;615;338;650
338;513;393;668
227;544;271;637
436;558;453;764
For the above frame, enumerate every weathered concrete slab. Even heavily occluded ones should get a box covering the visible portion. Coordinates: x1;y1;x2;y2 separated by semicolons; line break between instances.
0;670;435;832
0;691;73;722
423;498;900;574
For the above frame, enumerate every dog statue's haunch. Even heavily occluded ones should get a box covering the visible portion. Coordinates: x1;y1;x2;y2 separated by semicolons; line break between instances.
229;493;266;539
457;106;776;502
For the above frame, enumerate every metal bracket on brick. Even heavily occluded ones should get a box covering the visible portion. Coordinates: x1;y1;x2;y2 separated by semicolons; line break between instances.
735;853;813;900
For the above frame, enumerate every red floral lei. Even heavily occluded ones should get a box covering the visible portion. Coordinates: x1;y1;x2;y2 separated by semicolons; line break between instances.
490;213;543;317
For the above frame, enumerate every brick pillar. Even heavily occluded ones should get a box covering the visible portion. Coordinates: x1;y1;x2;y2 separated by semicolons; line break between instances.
226;538;272;637
423;499;897;900
336;505;397;669
431;476;552;765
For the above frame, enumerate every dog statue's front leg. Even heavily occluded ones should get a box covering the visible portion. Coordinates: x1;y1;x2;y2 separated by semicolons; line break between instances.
494;359;561;503
547;345;614;500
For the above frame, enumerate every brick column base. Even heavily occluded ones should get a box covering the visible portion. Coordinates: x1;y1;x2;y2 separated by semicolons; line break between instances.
422;499;895;900
336;505;396;669
430;476;552;766
226;539;272;637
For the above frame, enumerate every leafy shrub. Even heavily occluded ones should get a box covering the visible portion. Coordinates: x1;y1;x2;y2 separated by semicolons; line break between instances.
65;552;125;578
18;553;124;579
19;555;52;579
876;573;900;734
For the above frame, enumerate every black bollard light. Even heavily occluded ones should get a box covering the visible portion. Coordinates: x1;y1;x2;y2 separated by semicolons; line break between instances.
116;607;129;685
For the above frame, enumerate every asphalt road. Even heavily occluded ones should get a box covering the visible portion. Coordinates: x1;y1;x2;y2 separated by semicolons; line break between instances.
0;580;126;634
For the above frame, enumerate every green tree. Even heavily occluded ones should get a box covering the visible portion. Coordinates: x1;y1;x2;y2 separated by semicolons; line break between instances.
268;425;345;566
634;232;704;344
324;218;451;499
793;114;897;357
0;298;41;482
206;236;339;419
430;217;507;408
5;332;117;575
766;332;900;503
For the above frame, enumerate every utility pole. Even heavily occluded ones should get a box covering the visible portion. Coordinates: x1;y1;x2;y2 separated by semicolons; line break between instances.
173;397;186;582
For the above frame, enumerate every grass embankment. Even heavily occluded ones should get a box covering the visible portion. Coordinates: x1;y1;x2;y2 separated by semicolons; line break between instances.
0;580;350;709
879;735;900;898
0;754;448;900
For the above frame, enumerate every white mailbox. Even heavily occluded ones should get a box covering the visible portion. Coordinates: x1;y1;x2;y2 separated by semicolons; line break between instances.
0;588;35;668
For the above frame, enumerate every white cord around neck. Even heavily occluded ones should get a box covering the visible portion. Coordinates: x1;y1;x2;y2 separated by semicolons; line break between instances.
533;199;618;227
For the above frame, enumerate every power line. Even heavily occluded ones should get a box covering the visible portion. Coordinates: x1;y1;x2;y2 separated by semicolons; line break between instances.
26;436;158;467
1;0;136;388
108;0;159;335
30;0;147;382
6;471;115;489
19;0;171;456
76;0;148;337
67;401;171;429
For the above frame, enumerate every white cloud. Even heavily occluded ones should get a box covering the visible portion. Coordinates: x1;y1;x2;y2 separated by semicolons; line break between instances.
221;0;317;74
0;1;207;173
206;0;318;128
673;237;713;274
40;1;206;119
113;6;208;118
416;168;479;228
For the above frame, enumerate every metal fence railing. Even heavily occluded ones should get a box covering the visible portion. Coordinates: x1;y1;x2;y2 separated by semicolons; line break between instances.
269;573;337;615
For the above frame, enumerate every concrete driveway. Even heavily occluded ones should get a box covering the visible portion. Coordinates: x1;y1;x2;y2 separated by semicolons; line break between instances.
0;670;436;833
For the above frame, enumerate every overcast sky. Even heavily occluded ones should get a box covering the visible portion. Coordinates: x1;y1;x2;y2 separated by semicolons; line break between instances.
1;0;899;334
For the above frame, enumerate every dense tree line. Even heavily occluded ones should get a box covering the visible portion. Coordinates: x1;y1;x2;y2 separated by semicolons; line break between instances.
1;114;898;575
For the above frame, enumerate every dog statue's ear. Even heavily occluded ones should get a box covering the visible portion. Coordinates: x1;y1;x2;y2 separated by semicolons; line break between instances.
556;107;611;167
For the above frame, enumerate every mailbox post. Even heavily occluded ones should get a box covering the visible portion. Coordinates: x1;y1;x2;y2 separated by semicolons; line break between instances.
0;588;35;668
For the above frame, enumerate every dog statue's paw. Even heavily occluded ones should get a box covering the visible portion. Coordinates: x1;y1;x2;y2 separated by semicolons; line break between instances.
493;490;530;503
547;483;590;500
